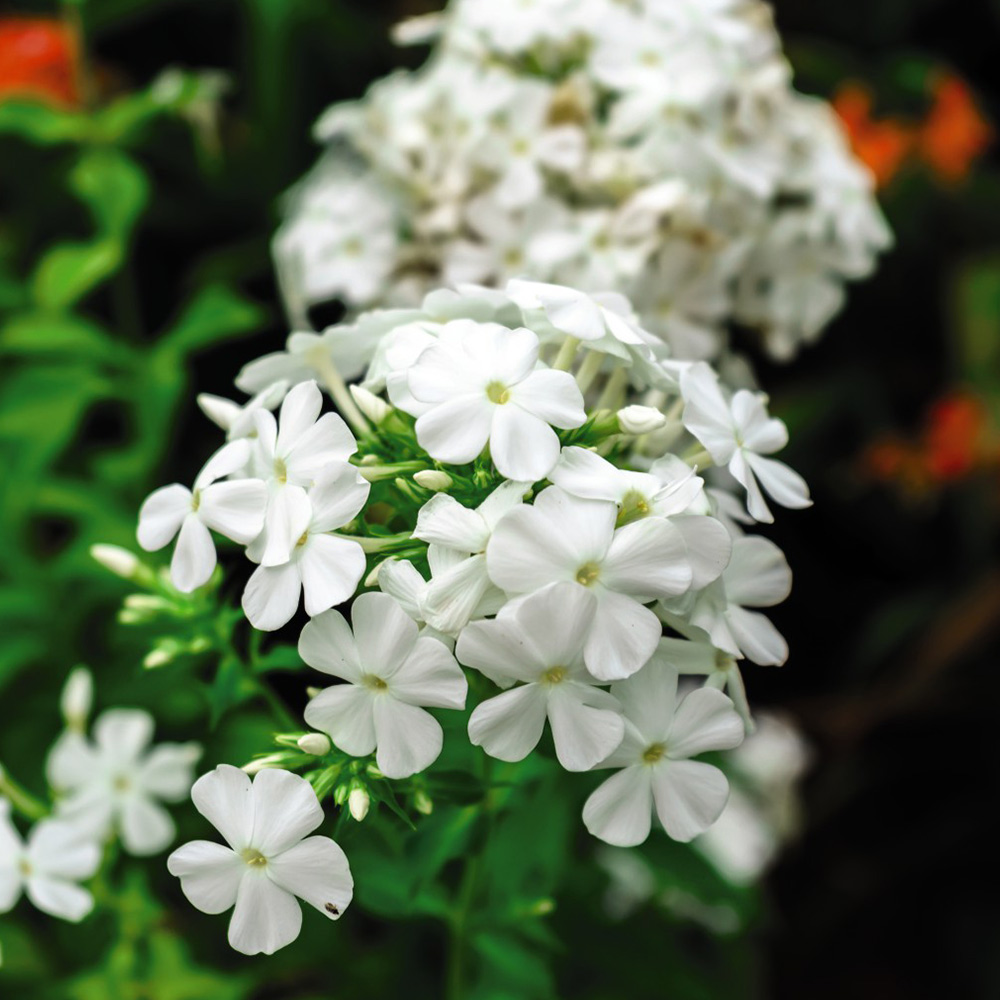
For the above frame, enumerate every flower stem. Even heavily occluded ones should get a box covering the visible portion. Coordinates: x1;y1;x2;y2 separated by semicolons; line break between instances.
575;349;605;394
684;448;714;469
311;351;371;437
0;764;47;821
594;366;627;411
357;460;427;482
328;531;413;553
552;335;580;372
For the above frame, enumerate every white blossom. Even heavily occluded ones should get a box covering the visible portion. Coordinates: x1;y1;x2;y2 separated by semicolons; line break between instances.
300;593;467;778
167;766;353;956
197;381;289;441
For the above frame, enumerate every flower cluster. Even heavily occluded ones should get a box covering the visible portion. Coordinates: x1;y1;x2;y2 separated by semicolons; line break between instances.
274;0;890;363
137;279;810;953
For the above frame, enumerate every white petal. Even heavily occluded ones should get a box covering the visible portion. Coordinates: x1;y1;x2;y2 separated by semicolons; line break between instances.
299;535;366;618
729;450;772;523
93;708;153;761
512;581;595;668
307;463;370;532
0;865;21;914
194;439;253;489
170;514;216;592
120;796;175;856
261;485;312;567
46;730;98;792
744;453;812;510
286;412;358;480
414;494;489;552
138;743;202;801
725;536;792;608
377;558;428;620
651;760;729;842
250;769;323;856
670;515;732;590
610;659;679;744
476;479;532;530
242;561;302;632
198;480;267;544
602;518;691;600
228;871;302;955
275;381;323;456
468;685;548;762
732;391;787;453
137;484;192;551
303;685;376;756
547;686;625;772
297;608;362;681
654;637;718;676
423;555;492;634
724;606;788;666
415;395;493;465
490;405;561;481
372;698;443;778
584;592;662;682
167;840;244;914
266;836;353;921
582;766;653;847
549;447;623;503
508;369;586;429
26;876;94;922
391;637;467;709
455;616;545;687
351;592;419;679
667;687;744;759
26;819;101;881
191;765;255;852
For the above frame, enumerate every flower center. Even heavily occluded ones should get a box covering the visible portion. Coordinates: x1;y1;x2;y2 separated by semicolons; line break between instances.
342;236;363;258
296;531;310;548
273;457;288;483
362;674;389;692
541;666;568;685
642;743;666;764
18;858;32;877
241;847;268;868
190;489;201;512
616;489;651;527
715;649;735;671
486;381;510;405
575;561;601;587
113;774;131;793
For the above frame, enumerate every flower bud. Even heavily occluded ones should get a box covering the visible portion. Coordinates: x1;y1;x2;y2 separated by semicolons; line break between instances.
364;562;382;588
297;733;332;756
143;647;173;670
242;754;285;775
60;667;93;731
306;686;323;699
349;385;391;424
348;787;370;822
617;405;667;435
413;470;453;492
90;544;140;580
413;789;433;816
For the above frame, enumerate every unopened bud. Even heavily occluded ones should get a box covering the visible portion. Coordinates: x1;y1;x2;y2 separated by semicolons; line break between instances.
306;686;323;699
143;648;173;670
349;385;392;424
414;789;433;815
529;898;556;916
90;544;140;580
348;787;370;822
364;562;382;588
413;470;453;492
60;667;93;731
617;405;667;435
124;594;171;613
333;783;349;805
297;733;331;756
242;754;285;775
359;453;380;466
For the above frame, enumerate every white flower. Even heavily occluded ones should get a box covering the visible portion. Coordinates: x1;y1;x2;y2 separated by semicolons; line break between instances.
412;479;528;634
300;593;468;778
390;319;586;481
582;656;744;846
197;381;289;441
251;380;358;566
167;765;353;956
0;801;101;922
242;463;369;631
681;363;811;523
137;440;267;593
486;485;692;681
617;405;666;435
458;583;625;771
661;535;792;667
47;709;201;856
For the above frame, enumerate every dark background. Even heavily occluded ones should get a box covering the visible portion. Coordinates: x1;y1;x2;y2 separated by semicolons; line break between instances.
3;0;1000;996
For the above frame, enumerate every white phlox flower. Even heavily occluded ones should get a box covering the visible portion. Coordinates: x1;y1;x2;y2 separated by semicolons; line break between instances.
197;381;289;441
660;534;792;666
389;319;586;481
167;766;353;956
680;363;811;523
47;708;202;856
251;380;358;566
458;582;625;771
137;439;267;593
412;479;529;634
0;801;101;922
582;655;744;846
300;593;468;778
486;485;692;681
242;463;370;631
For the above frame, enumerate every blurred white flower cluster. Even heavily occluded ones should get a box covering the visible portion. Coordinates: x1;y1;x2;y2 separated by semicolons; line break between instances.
133;278;811;953
275;0;891;362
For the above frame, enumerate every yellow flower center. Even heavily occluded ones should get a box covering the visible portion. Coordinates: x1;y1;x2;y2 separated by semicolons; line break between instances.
296;531;310;548
273;457;288;483
541;666;568;685
575;562;601;587
616;489;651;527
642;743;666;764
486;381;511;405
241;848;268;867
190;489;201;512
362;674;388;692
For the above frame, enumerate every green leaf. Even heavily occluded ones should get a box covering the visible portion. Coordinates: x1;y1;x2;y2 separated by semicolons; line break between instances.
70;148;150;239
31;239;122;310
0;100;90;144
0;312;117;362
156;284;265;357
950;253;1000;390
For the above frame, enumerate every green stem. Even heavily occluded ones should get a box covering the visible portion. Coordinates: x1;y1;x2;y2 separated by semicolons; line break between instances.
0;766;48;821
575;348;605;394
310;351;370;437
356;461;427;483
552;335;580;372
684;448;714;469
328;530;413;553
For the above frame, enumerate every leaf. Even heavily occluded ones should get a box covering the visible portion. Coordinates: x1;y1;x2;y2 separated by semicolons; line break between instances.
0;100;90;144
31;239;122;310
70;148;150;239
472;931;557;999
156;284;265;357
0;312;117;362
950;253;1000;391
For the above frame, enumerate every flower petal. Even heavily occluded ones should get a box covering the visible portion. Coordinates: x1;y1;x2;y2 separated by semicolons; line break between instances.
468;684;548;762
391;637;467;709
724;606;788;666
303;685;376;757
490;405;561;481
120;796;176;856
512;581;596;669
198;480;267;544
26;819;101;881
610;657;679;744
228;871;302;956
351;592;418;679
167;840;244;914
138;743;202;801
584;591;662;682
414;493;489;551
423;554;492;635
744;452;812;510
299;535;366;618
307;463;371;531
372;698;443;778
191;765;255;852
582;766;653;847
670;514;732;590
26;876;94;922
651;759;729;842
667;687;745;759
170;514;216;593
137;484;192;551
547;685;625;772
250;769;324;856
298;608;362;681
260;485;312;567
242;560;302;632
455;616;545;687
266;836;353;921
275;380;322;456
93;708;153;761
602;517;691;600
724;536;792;608
508;369;586;429
415;395;493;465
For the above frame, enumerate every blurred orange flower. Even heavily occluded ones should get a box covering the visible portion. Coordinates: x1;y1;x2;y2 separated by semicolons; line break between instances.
833;83;914;189
0;16;79;107
918;72;992;184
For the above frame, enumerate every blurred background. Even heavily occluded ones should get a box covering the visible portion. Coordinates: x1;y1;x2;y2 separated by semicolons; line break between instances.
1;0;999;997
